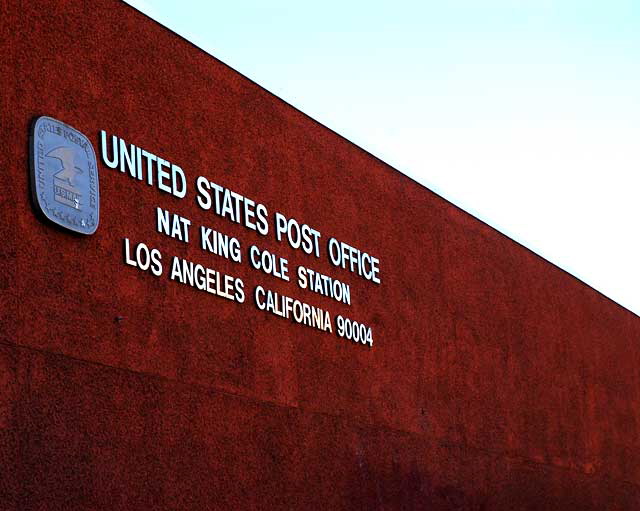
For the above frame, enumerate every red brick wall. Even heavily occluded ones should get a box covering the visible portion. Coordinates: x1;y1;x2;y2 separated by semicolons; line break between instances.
1;1;639;509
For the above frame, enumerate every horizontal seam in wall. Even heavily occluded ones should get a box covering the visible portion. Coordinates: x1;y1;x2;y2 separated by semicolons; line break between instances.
2;338;638;492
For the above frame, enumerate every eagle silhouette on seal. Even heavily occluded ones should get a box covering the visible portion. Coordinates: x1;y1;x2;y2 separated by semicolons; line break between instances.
47;146;83;187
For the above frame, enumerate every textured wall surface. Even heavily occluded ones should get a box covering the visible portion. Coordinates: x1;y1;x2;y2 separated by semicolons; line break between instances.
1;1;639;509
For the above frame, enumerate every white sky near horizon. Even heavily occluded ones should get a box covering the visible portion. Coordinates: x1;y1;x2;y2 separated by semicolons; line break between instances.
125;0;639;316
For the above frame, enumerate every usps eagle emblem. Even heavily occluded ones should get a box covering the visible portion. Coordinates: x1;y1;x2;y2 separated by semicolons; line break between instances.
30;116;99;234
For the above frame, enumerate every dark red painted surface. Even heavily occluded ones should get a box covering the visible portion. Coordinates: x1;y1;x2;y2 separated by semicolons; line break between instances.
1;1;639;509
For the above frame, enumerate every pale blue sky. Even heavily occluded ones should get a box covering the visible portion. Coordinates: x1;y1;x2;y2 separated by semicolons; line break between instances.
126;0;639;315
